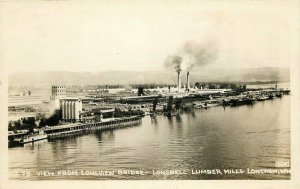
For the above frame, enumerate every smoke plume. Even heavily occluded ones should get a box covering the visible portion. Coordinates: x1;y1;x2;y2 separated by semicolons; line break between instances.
164;40;218;72
165;55;182;73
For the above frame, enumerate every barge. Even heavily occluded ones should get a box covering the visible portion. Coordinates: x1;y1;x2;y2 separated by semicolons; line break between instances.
9;130;47;145
14;133;48;144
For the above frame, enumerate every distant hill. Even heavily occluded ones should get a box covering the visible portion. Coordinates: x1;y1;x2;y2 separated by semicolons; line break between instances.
9;67;289;87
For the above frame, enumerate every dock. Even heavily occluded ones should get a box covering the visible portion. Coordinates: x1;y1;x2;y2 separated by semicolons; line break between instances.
44;116;142;140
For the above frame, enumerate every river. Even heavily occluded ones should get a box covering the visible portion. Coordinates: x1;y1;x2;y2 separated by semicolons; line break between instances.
9;95;290;180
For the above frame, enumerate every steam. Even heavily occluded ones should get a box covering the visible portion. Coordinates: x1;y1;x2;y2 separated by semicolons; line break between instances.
164;40;218;72
48;104;57;116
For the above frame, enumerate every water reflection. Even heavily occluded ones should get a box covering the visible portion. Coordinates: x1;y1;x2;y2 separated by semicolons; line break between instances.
95;130;115;142
175;114;182;123
150;116;158;125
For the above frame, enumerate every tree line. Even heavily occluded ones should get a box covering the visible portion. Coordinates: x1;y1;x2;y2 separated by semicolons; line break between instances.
8;110;61;132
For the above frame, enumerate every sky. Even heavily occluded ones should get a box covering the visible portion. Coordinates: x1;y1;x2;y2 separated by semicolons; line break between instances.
0;0;297;74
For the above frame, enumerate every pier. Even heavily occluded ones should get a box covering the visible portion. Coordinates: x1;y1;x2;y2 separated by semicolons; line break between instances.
44;116;142;140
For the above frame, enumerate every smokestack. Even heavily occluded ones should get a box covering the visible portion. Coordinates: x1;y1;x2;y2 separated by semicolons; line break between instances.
187;72;190;91
177;71;181;93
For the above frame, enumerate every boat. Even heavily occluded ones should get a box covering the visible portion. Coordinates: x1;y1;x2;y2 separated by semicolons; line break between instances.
222;99;231;106
229;96;255;106
230;98;244;106
268;93;276;99
193;102;206;109
193;100;221;108
256;95;269;101
275;92;283;98
204;100;221;107
243;97;256;104
14;133;48;144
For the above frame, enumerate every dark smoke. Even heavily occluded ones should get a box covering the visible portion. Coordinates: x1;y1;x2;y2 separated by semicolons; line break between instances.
165;55;182;73
164;40;218;72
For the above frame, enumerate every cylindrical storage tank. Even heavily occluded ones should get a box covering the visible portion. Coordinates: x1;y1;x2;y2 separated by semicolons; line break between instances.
74;101;79;121
62;100;66;120
66;101;70;120
72;101;76;121
70;101;73;121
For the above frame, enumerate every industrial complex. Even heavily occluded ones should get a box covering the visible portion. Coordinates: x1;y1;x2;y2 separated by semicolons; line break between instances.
8;71;290;146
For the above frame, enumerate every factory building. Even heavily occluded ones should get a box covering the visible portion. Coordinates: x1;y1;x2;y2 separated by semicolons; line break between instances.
51;85;67;98
80;108;115;123
50;85;66;109
60;98;82;122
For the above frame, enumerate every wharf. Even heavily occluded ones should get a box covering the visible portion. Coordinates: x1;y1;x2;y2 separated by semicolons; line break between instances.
44;116;142;140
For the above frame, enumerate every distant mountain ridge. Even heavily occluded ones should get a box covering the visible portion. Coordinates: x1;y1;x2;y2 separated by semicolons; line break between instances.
9;67;289;87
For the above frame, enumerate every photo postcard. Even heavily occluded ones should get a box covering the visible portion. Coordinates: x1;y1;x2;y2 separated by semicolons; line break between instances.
0;0;300;189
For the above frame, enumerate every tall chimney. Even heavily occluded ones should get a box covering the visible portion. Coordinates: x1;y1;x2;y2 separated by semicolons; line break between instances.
177;71;181;93
187;72;190;91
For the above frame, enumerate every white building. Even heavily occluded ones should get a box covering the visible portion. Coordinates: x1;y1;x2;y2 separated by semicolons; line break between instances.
50;85;66;109
60;98;82;122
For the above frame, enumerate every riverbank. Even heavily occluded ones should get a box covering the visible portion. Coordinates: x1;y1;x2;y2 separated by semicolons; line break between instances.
8;116;142;147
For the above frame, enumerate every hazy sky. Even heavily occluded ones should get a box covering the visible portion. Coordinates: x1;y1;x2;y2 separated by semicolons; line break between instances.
0;1;296;73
